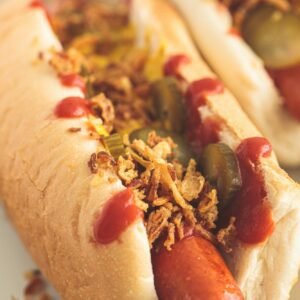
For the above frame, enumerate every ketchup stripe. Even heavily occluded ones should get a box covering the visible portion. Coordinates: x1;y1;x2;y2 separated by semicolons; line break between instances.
268;64;300;121
60;74;86;94
185;78;224;154
94;188;142;244
55;97;90;118
234;137;274;244
164;54;191;79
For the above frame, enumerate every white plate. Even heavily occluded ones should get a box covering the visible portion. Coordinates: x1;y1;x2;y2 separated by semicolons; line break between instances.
0;206;36;299
0;204;59;299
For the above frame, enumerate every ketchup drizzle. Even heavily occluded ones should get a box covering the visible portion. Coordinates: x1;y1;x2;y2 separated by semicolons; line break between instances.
29;0;45;8
233;137;275;244
228;27;241;37
94;188;142;244
185;78;224;154
60;74;86;94
268;64;300;121
55;97;90;118
164;54;191;79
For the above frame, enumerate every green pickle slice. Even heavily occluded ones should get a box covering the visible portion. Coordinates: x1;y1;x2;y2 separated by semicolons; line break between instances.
242;4;300;69
151;77;185;134
103;133;125;159
201;143;242;208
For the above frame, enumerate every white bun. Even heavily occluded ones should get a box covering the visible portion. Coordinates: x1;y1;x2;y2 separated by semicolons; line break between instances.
170;0;300;167
0;1;157;299
0;0;300;300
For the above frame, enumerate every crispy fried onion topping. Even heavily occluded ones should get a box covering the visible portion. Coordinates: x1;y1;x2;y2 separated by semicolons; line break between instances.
51;1;237;251
51;0;129;46
117;132;221;250
50;0;155;134
89;132;237;251
49;49;153;135
50;48;87;76
217;217;237;253
90;94;115;134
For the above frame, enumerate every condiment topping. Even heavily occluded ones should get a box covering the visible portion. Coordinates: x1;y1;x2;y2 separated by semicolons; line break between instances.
152;77;185;134
201;143;242;208
51;1;242;253
60;74;86;93
55;97;90;118
268;64;300;121
50;16;153;132
94;188;142;244
90;131;229;249
104;132;235;250
29;0;46;10
185;78;224;153
103;133;125;159
242;4;300;69
163;54;190;79
186;78;224;106
233;137;274;244
129;127;193;166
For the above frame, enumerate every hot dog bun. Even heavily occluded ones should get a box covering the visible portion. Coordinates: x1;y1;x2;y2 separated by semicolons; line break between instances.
170;0;300;167
133;2;300;298
0;0;300;300
0;1;156;299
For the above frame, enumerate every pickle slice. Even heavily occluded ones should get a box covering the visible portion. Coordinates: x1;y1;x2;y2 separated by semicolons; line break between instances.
151;77;185;134
201;143;242;207
242;4;300;68
103;133;125;159
129;127;193;166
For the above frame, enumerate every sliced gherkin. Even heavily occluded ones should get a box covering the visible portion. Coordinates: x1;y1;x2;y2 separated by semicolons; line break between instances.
243;4;300;68
201;143;242;208
151;77;185;134
103;133;125;159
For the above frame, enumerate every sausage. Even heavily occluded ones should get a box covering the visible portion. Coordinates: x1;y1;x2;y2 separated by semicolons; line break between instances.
152;236;244;300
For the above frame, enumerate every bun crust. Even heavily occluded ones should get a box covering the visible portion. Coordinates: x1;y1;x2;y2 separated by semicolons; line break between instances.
0;1;300;300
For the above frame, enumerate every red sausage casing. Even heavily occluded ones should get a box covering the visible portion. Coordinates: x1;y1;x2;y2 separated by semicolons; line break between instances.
152;236;244;300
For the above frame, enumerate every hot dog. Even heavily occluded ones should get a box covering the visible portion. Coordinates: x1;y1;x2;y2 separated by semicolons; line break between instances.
170;0;300;167
153;236;243;299
0;0;300;299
